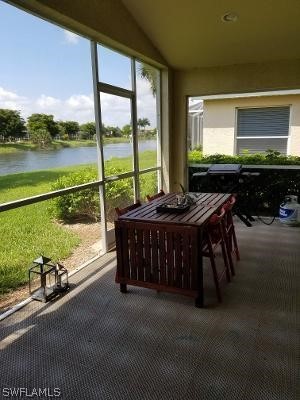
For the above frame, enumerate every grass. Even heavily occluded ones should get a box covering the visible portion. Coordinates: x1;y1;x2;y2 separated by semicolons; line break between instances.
103;135;155;144
0;164;95;203
0;140;96;154
0;136;156;154
103;137;130;144
52;140;96;148
0;150;156;295
0;203;80;294
105;150;157;171
0;165;89;295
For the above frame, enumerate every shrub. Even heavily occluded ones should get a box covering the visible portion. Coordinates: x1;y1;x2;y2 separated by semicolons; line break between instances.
49;167;99;222
30;129;52;147
188;150;300;165
49;165;134;223
105;168;133;221
140;172;157;200
188;149;203;164
189;149;300;216
78;130;90;140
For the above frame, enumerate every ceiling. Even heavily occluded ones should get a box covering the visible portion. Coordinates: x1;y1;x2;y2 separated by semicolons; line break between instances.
122;0;300;70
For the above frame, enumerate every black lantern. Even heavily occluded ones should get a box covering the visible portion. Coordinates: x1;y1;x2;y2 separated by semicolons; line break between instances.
29;256;69;302
53;263;69;293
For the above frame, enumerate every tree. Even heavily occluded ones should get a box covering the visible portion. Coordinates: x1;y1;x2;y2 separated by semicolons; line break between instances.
30;128;52;147
27;114;59;138
79;122;96;140
57;123;68;140
138;63;158;96
100;123;107;136
58;121;80;139
0;109;26;140
104;125;122;137
137;117;150;132
122;124;132;137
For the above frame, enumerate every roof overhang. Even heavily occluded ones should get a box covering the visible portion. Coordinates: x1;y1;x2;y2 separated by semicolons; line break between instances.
192;89;300;101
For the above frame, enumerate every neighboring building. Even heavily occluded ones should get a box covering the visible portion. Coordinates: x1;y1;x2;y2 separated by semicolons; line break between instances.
187;101;203;150
202;91;300;156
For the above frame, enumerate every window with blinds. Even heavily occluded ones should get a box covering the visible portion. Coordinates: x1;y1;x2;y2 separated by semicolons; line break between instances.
236;106;290;154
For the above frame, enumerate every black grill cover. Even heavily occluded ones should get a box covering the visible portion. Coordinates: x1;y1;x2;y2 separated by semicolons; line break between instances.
208;164;242;175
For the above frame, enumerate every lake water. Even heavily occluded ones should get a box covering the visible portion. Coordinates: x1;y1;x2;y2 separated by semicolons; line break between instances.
0;140;157;176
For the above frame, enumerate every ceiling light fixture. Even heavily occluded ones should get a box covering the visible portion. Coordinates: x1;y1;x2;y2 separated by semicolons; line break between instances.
222;12;238;22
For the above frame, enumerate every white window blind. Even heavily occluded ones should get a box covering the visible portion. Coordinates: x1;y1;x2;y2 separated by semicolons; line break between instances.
236;106;290;154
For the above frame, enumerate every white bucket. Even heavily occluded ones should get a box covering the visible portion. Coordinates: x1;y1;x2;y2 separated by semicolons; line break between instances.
279;195;300;226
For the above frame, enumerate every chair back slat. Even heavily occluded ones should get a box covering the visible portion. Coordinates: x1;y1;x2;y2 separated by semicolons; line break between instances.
224;195;236;212
115;201;141;217
222;195;240;267
202;207;230;302
146;190;165;202
208;208;225;226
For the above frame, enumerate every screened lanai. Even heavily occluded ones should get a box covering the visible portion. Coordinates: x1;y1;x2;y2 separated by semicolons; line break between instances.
1;1;299;399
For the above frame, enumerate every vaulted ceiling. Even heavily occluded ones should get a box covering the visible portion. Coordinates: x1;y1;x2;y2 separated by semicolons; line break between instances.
122;0;300;69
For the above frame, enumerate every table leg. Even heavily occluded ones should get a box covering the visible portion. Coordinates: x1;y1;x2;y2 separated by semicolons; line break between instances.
120;283;127;293
195;296;203;308
195;233;204;308
195;271;204;307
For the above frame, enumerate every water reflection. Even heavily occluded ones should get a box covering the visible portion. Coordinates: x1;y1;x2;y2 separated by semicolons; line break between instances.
0;140;156;175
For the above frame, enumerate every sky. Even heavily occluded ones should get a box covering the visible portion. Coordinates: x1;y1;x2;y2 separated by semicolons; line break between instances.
0;1;157;127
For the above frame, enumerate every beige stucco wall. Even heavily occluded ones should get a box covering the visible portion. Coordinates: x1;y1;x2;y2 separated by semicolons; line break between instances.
172;60;300;189
203;95;300;156
290;98;300;156
203;100;235;155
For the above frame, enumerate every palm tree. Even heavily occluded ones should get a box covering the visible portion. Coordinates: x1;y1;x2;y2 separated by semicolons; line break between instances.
138;63;158;96
137;117;150;133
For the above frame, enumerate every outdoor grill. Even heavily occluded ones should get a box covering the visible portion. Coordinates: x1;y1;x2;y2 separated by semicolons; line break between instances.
193;164;260;226
207;163;242;175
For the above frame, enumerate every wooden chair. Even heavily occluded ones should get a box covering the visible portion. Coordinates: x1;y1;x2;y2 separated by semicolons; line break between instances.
115;201;141;217
222;195;240;276
146;190;165;202
202;208;231;302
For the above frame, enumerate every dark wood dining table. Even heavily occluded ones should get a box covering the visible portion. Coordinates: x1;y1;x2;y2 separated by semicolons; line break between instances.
115;192;231;307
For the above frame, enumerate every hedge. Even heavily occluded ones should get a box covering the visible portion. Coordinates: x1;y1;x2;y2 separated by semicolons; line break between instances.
49;166;157;223
188;149;300;165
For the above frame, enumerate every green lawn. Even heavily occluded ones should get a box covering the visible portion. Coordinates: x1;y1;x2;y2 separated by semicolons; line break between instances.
0;140;96;154
0;136;156;154
105;150;157;171
0;165;89;295
0;150;156;295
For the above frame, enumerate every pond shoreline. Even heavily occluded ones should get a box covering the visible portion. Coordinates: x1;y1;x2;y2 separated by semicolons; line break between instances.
0;140;157;176
0;136;155;154
0;140;97;154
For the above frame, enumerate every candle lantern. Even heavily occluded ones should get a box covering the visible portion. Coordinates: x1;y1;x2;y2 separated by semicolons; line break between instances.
53;262;69;293
28;256;69;302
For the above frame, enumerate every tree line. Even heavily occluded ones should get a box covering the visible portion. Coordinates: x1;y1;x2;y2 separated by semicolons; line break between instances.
0;109;154;146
